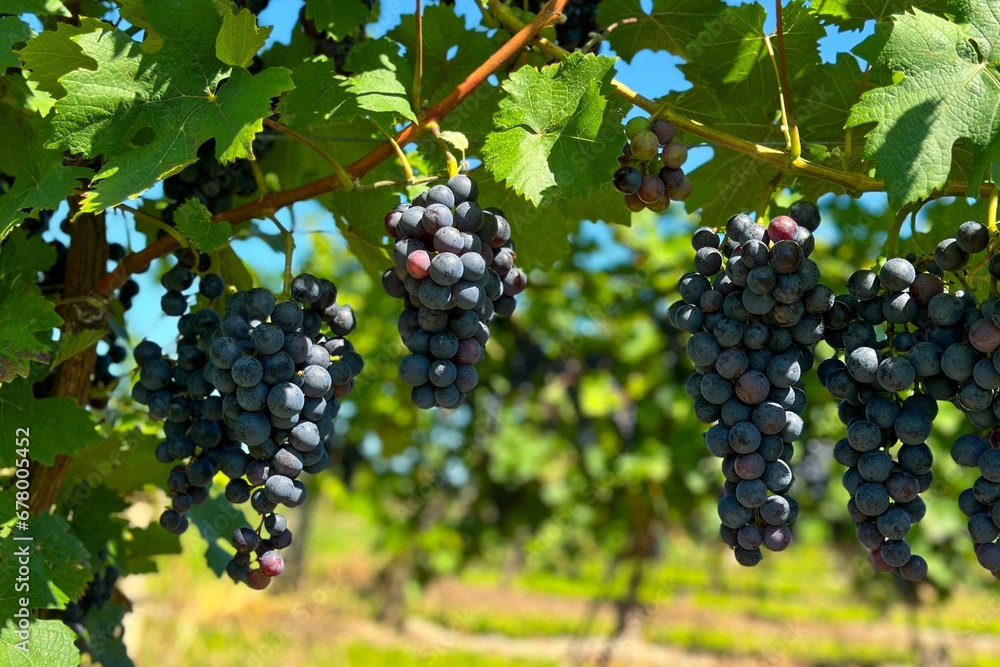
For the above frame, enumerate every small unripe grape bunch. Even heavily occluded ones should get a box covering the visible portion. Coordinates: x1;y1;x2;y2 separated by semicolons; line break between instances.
381;174;525;409
612;115;692;213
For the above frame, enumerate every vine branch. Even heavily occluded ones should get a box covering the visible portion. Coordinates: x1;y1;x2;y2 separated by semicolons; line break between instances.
773;0;801;160
91;0;570;297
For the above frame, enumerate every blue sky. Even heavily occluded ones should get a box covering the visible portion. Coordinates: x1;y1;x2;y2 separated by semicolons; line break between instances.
49;1;879;352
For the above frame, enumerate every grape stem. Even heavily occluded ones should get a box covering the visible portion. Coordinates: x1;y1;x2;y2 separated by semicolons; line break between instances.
886;203;916;259
580;17;648;54
381;128;415;182
90;0;570;297
268;214;295;299
772;0;801;161
263;119;354;192
426;121;460;178
116;204;188;248
988;186;998;235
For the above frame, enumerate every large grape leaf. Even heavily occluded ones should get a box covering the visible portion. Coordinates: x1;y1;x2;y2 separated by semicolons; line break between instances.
24;1;293;214
15;20;96;102
0;619;80;667
0;379;100;467
681;1;823;110
848;3;1000;208
597;0;727;63
276;53;415;134
809;0;949;29
0;230;61;382
482;53;626;206
63;429;162;496
0;514;92;617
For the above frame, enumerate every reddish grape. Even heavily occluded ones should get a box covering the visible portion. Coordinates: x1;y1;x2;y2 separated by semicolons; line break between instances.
869;548;892;572
908;272;944;306
406;250;431;279
637;175;665;204
969;318;1000;353
384;210;402;238
247;569;271;589
767;215;799;242
259;550;285;577
661;142;689;169
667;178;692;202
624;193;645;212
649;119;676;144
647;197;669;212
990;427;1000;448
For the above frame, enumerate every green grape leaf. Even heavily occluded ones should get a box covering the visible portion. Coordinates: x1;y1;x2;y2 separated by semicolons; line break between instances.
795;53;868;145
0;18;32;71
682;1;823;110
324;187;399;278
17;20;98;100
810;0;948;30
62;487;130;571
33;2;293;214
187;493;248;577
50;330;105;370
216;8;271;69
174;199;231;252
848;4;1000;208
389;5;501;106
0;619;80;667
475;170;628;266
63;429;162;496
0;514;92;616
0;106;92;239
277;53;415;135
122;526;180;575
598;0;727;63
3;0;70;16
0;379;100;467
0;230;60;382
304;0;374;40
482;53;626;205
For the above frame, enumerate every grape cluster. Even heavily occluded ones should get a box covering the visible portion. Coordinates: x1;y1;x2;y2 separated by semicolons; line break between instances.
162;139;269;218
613;115;691;212
815;221;1000;581
133;274;363;588
668;203;831;565
381;175;524;409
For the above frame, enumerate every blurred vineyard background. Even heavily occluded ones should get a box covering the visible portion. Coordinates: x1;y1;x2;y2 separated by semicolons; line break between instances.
99;193;1000;667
